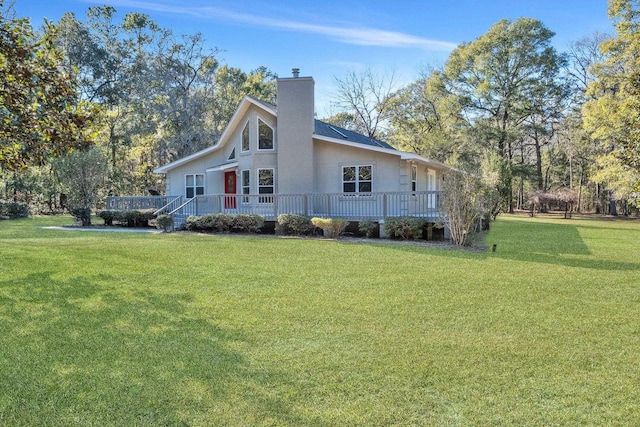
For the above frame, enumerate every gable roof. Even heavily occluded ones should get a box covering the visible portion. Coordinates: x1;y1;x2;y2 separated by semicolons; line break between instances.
154;95;451;174
154;96;275;174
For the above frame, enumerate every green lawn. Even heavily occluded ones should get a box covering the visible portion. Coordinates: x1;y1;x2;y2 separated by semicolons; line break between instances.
1;215;639;426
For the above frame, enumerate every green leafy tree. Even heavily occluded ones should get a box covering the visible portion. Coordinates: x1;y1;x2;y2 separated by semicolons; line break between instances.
0;3;94;171
54;7;135;196
441;18;567;212
53;8;277;196
557;32;611;212
591;153;640;211
584;0;640;175
212;65;277;136
53;147;108;225
388;70;466;163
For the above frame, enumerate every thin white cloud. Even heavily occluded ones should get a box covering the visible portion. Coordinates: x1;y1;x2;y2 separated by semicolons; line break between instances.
84;0;457;51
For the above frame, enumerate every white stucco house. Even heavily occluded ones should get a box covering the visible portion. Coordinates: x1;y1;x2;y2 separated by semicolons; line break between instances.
107;69;452;229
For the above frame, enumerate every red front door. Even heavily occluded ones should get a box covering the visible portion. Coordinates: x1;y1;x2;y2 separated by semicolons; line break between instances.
224;171;237;209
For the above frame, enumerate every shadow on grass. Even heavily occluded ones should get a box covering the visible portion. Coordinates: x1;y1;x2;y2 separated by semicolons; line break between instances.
0;272;328;426
378;219;639;272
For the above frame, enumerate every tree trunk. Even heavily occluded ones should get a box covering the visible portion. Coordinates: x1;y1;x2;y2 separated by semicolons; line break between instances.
609;192;617;216
518;178;524;210
534;134;544;190
577;165;584;213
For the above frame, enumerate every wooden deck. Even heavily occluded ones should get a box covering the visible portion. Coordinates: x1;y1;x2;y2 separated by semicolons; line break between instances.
106;191;444;228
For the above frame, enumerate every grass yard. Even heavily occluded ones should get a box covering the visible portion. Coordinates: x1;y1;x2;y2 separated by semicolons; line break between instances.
0;215;639;426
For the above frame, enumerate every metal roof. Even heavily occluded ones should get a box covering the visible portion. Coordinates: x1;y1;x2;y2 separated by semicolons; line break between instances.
313;120;396;150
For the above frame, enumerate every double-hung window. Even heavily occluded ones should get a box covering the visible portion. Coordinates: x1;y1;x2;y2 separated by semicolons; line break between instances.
257;168;274;203
185;174;204;198
342;165;372;193
241;170;250;203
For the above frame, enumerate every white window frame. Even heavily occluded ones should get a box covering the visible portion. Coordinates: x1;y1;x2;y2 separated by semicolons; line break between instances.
411;165;417;192
342;165;372;194
427;169;436;191
241;121;250;152
241;169;250;204
257;168;275;203
427;169;437;209
185;173;204;198
257;118;274;151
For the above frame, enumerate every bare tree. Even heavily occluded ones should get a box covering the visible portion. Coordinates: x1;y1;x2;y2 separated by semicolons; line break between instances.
565;31;610;99
332;68;397;139
439;170;487;246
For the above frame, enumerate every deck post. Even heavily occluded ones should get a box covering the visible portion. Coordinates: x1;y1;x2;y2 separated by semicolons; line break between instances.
382;194;387;218
274;195;279;219
378;219;387;238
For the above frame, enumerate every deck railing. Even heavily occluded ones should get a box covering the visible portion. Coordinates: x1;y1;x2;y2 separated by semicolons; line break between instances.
107;191;443;226
105;196;175;211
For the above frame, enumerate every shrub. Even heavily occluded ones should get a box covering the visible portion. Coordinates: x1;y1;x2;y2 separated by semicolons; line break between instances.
217;213;236;232
358;219;377;238
184;215;205;231
276;214;315;236
383;217;426;240
232;214;265;233
97;210;116;225
184;214;222;232
184;213;263;234
0;200;29;219
200;214;218;231
71;207;92;226
311;217;349;238
96;209;155;227
439;169;489;246
156;214;173;232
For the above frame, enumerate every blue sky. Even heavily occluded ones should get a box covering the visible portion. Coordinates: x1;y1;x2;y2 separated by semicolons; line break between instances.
14;0;613;114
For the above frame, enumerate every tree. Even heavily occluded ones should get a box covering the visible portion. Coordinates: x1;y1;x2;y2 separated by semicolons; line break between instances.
583;0;640;175
441;18;567;212
556;32;612;212
211;65;277;137
54;7;135;196
439;169;488;246
388;70;465;163
53;7;277;196
53;147;108;225
320;111;359;131
522;75;572;191
332;68;397;139
566;32;610;102
0;3;95;171
591;153;640;212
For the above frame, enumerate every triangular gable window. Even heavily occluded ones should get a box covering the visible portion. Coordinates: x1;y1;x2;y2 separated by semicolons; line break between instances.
241;122;250;152
258;119;274;150
228;148;236;160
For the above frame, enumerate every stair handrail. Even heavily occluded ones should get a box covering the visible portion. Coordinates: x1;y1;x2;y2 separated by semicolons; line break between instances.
168;196;197;216
153;196;182;216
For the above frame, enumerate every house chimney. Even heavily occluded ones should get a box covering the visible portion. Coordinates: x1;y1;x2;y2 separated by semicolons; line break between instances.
276;70;315;194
